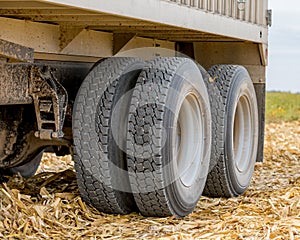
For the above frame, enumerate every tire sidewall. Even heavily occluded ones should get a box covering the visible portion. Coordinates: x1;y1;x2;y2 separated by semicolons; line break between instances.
225;68;259;195
73;57;145;214
163;60;211;216
9;150;44;178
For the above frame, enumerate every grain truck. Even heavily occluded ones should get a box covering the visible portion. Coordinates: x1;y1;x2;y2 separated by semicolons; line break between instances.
0;0;271;217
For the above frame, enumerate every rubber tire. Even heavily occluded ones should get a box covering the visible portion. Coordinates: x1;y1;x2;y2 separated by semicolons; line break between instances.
0;151;43;180
73;57;145;214
8;151;44;178
203;65;259;198
127;57;211;217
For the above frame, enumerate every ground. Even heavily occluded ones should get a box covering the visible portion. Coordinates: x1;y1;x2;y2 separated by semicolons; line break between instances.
1;120;299;239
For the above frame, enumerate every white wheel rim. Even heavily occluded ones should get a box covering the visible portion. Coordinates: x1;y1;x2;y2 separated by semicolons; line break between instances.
175;93;204;187
233;95;252;173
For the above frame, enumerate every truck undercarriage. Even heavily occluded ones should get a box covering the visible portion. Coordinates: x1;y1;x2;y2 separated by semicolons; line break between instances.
0;0;270;217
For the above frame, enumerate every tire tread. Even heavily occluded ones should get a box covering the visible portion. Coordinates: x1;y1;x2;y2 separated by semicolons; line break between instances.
203;64;240;198
73;57;143;214
127;57;188;217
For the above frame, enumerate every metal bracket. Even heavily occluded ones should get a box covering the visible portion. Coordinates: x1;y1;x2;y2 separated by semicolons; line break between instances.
0;39;34;63
113;33;135;55
266;9;272;27
30;66;68;140
59;25;83;52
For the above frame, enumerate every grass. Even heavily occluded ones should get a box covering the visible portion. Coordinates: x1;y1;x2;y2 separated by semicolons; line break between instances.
266;91;300;123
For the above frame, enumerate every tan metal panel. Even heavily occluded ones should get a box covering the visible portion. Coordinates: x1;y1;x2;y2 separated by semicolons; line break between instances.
194;42;262;68
0;17;113;57
61;29;112;57
116;37;175;60
0;16;60;53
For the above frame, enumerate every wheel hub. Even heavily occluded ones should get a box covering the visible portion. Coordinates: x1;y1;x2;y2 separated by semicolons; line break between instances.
233;95;252;173
175;93;204;187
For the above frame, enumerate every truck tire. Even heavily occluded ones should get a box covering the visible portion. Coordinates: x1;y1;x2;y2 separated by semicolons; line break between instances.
73;57;145;214
127;57;211;217
0;151;43;181
7;151;44;178
203;65;259;197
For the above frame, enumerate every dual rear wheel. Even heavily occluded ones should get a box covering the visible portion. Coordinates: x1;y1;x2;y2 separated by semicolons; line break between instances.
73;58;259;217
203;65;259;198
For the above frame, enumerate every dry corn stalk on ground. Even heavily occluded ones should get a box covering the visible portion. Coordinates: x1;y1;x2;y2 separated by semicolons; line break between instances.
0;121;300;239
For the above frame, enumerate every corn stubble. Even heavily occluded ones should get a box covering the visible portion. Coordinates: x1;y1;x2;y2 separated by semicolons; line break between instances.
0;121;300;239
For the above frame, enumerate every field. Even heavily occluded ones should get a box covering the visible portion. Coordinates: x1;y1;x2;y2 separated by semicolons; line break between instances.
1;92;300;239
266;92;300;123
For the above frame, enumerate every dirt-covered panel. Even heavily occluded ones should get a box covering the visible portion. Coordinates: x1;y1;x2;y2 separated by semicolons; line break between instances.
0;39;34;63
0;64;32;105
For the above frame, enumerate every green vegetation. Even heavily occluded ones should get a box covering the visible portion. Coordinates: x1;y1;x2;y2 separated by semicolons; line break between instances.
266;92;300;123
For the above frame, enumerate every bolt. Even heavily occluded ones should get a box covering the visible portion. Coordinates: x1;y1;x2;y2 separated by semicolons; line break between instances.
52;132;58;138
34;131;40;138
4;150;12;155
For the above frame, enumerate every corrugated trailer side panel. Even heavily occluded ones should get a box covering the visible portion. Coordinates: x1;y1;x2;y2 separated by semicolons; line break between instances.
170;0;267;25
